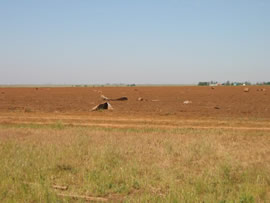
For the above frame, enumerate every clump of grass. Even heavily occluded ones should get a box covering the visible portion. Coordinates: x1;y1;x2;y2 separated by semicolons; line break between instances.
50;120;65;130
24;107;32;113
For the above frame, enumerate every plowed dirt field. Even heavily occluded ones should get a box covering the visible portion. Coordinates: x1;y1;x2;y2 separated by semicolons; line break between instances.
0;86;270;129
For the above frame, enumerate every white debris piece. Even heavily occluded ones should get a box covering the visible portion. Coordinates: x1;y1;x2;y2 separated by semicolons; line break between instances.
183;100;192;104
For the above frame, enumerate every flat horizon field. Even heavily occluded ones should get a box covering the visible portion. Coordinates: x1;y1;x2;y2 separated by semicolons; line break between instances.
0;86;269;118
0;86;270;202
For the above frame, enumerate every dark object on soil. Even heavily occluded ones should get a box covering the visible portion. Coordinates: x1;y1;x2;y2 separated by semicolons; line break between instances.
101;95;128;101
92;102;113;111
214;106;220;109
113;96;128;101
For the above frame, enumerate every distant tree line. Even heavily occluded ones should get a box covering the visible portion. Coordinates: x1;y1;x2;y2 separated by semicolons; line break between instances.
198;81;270;86
198;81;218;86
198;82;210;86
256;82;270;85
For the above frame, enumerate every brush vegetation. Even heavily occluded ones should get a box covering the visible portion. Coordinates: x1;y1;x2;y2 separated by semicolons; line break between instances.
0;123;270;202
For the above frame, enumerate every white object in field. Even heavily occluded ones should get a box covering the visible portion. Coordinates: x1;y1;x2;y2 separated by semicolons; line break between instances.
183;100;192;104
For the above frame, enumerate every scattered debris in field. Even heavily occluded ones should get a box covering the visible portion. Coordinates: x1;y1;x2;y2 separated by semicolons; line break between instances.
52;185;68;191
92;102;113;111
57;193;108;202
211;87;215;90
151;99;160;102
183;100;192;104
1;92;4;94
93;90;102;94
244;88;249;92
23;181;109;201
101;95;109;101
23;182;68;191
137;97;144;101
257;88;266;92
101;95;128;101
113;96;128;101
214;106;220;109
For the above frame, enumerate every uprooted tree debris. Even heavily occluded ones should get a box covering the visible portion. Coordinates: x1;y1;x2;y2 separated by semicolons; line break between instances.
101;95;128;101
92;95;128;111
91;102;113;111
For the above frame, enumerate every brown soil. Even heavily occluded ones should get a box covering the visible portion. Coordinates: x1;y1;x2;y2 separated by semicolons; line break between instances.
0;86;269;118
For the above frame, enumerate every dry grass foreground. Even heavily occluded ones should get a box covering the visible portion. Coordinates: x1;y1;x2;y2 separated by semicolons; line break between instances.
1;122;270;202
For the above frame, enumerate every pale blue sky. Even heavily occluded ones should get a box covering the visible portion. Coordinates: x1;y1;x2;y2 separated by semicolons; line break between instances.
0;0;269;84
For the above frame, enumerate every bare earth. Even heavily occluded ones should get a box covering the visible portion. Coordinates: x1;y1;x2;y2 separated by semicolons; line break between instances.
0;86;270;128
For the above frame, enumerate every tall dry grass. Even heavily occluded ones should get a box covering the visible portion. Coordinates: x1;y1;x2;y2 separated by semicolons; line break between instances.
0;124;270;202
